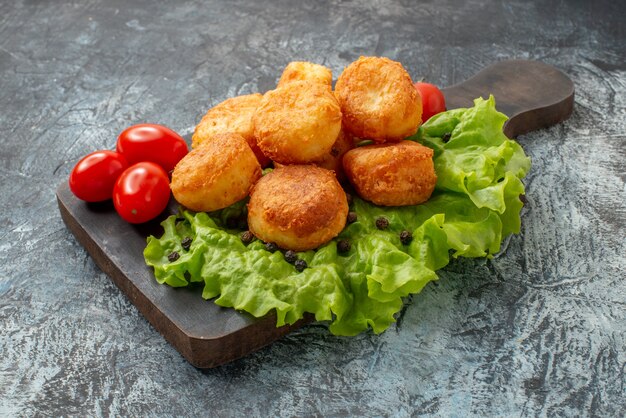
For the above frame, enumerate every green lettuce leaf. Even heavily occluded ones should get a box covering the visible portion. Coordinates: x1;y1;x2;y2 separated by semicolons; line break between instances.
144;96;530;336
417;95;530;215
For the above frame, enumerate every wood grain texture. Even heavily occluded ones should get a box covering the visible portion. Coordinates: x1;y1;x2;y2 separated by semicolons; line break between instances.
1;0;624;416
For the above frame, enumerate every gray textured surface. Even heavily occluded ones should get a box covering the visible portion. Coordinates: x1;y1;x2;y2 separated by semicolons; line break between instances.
1;0;625;416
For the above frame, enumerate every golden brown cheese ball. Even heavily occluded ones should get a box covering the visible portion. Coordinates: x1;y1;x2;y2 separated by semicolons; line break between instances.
343;140;437;206
171;133;262;212
253;81;342;164
247;165;348;251
277;61;333;88
273;126;355;182
311;126;355;182
335;56;422;142
192;93;271;167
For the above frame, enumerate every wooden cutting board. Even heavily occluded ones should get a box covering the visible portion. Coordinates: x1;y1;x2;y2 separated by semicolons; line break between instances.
57;60;574;369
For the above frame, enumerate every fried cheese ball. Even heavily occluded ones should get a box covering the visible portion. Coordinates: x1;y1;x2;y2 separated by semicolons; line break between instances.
343;140;437;206
277;61;332;88
311;126;355;182
273;126;355;182
335;56;422;142
192;93;271;167
247;165;348;251
253;80;342;164
171;133;261;212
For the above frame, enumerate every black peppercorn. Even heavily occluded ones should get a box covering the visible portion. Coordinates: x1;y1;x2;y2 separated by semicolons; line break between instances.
264;242;279;253
181;236;192;251
346;211;357;224
399;230;413;245
294;259;307;272
240;231;254;244
375;216;389;230
284;250;297;264
168;251;180;262
441;132;452;143
337;239;351;254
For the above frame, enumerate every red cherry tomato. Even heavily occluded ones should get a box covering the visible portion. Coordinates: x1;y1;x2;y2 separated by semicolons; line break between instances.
116;124;188;173
69;150;128;202
113;162;171;224
414;82;446;123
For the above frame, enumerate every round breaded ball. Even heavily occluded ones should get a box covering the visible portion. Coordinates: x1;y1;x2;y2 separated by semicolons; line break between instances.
311;126;355;182
253;81;342;164
171;133;262;212
248;165;348;251
273;126;355;182
192;93;271;167
277;61;332;88
335;56;422;142
343;140;437;206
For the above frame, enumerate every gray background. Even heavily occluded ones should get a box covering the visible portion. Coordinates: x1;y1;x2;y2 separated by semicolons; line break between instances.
1;0;625;416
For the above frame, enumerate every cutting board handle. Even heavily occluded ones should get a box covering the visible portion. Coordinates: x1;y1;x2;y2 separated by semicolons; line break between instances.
441;60;574;138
